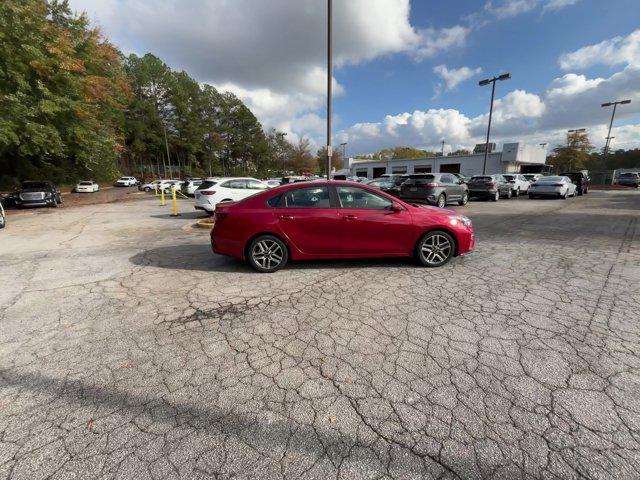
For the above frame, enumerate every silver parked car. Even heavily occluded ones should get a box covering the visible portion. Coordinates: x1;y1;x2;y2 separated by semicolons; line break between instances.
528;176;577;199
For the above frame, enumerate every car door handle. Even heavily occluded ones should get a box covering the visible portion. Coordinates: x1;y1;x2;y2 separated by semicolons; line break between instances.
342;215;357;221
277;214;294;220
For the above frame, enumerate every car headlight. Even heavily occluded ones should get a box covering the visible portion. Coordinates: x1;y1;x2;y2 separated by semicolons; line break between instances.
448;215;472;227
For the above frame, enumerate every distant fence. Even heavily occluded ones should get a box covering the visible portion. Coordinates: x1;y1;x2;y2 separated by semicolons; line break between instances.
590;171;615;185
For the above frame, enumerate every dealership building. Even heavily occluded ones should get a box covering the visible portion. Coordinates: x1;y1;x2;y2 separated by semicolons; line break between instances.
343;142;549;179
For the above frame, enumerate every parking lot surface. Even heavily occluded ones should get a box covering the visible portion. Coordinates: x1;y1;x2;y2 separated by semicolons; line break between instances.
1;191;639;479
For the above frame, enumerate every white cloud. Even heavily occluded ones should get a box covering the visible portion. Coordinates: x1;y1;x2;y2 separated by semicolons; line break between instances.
413;26;470;60
339;66;640;155
559;29;640;70
433;65;482;91
69;0;468;135
483;0;581;19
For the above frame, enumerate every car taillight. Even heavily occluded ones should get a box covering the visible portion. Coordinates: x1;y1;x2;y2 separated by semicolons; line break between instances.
485;182;496;187
201;191;216;195
425;183;439;188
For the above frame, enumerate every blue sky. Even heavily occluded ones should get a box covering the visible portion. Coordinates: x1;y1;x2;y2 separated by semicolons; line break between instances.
71;0;640;155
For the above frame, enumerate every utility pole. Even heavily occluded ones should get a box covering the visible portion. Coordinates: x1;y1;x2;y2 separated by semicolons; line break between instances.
326;0;333;179
163;124;172;178
479;73;511;174
601;100;631;159
441;139;445;156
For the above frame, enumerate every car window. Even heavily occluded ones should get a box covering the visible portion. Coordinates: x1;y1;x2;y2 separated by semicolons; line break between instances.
440;174;454;183
470;176;492;182
222;180;247;189
280;186;331;208
247;180;268;190
336;186;393;210
198;180;218;190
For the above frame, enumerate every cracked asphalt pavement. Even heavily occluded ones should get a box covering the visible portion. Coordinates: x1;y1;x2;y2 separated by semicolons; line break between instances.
1;191;639;479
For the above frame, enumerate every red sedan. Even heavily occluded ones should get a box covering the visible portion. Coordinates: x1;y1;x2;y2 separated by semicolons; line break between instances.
210;182;475;272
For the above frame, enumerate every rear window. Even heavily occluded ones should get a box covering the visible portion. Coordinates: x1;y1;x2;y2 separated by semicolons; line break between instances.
503;175;515;181
620;173;638;177
197;180;218;190
79;181;92;185
470;176;492;182
403;175;434;186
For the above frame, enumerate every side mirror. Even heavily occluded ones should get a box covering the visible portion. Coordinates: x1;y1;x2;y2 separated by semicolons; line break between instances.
390;202;403;212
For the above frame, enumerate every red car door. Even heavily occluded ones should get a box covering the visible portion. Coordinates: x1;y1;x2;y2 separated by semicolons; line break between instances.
273;185;340;255
334;185;415;255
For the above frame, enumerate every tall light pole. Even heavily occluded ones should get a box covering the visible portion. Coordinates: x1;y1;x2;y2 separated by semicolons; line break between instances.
340;142;347;166
440;139;445;156
326;0;333;179
601;100;631;158
479;73;511;174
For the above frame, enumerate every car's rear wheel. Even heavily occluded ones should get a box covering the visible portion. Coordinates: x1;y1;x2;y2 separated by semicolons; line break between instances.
506;189;512;199
491;191;499;202
416;231;455;268
458;192;469;206
514;188;520;197
436;194;446;208
247;235;288;273
0;214;5;229
144;187;151;192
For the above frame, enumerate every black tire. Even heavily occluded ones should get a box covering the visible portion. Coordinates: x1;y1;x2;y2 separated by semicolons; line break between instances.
144;187;151;192
491;191;499;202
458;192;469;206
416;230;455;268
528;194;535;199
506;189;512;199
0;214;5;229
576;187;583;196
514;188;519;197
247;235;289;273
583;187;588;194
436;194;446;209
561;191;567;200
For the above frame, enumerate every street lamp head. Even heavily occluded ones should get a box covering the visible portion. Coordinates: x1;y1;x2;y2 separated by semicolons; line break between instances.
621;99;631;104
497;73;512;81
479;79;490;86
601;102;613;107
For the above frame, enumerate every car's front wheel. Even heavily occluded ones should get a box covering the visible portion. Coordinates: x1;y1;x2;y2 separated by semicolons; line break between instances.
0;214;5;229
416;231;455;268
458;192;469;206
436;194;446;208
247;235;289;273
514;188;520;197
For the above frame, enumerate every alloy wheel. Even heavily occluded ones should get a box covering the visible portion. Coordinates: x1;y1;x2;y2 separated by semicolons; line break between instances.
251;239;285;271
419;233;453;267
437;194;446;208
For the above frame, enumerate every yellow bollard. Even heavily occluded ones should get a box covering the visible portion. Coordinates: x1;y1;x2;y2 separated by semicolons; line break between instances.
171;188;180;216
160;188;165;206
154;184;158;196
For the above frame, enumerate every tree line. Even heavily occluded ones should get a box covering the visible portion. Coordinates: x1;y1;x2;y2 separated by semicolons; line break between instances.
547;130;640;172
0;0;317;188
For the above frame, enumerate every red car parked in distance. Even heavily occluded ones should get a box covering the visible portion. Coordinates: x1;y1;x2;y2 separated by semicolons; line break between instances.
210;181;475;272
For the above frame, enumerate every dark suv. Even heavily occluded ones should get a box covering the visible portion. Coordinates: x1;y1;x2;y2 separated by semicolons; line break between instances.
14;181;62;208
467;175;512;201
366;174;407;196
559;171;589;195
398;173;469;208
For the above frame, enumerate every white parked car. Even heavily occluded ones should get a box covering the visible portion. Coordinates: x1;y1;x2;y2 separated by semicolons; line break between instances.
115;176;137;187
265;179;282;188
523;174;544;183
528;176;577;199
75;181;99;193
502;174;530;196
181;179;204;196
194;177;269;214
139;179;166;192
162;180;183;193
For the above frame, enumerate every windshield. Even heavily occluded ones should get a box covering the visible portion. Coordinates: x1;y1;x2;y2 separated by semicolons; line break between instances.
540;176;564;182
503;175;515;181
